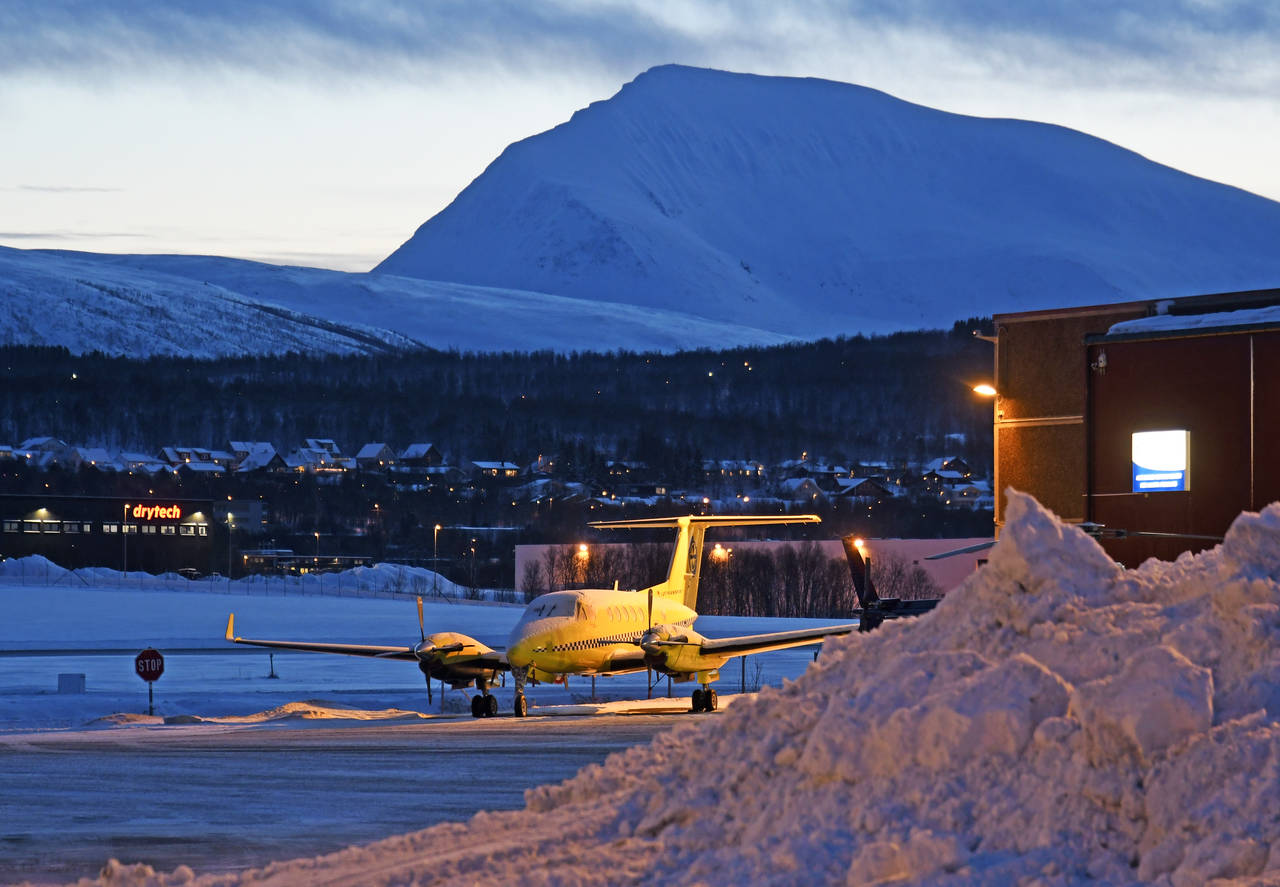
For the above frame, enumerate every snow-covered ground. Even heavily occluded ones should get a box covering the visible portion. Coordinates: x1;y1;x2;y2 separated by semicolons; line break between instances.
0;560;838;883
26;490;1280;887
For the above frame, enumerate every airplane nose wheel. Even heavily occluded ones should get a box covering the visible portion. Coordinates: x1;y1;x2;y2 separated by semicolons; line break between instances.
514;692;527;718
691;687;718;713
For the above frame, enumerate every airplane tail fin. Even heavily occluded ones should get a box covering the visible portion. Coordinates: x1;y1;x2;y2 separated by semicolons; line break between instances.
589;514;820;610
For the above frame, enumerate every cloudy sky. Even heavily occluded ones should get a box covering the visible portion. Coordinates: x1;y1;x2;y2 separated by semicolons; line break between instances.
3;1;1278;271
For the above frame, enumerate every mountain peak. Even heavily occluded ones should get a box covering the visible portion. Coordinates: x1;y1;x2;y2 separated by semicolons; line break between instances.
375;67;1280;337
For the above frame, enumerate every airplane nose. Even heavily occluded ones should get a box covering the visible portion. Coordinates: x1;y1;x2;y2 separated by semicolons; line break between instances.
507;636;533;669
412;640;436;659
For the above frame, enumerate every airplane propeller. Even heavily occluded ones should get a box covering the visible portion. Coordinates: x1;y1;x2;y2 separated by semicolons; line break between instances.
410;596;468;706
415;596;432;704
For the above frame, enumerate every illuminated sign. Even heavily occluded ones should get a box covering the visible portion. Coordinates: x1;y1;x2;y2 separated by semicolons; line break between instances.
1131;430;1190;492
131;504;183;520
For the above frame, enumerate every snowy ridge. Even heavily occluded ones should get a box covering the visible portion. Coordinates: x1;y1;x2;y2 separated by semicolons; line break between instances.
0;245;791;357
88;491;1280;885
379;65;1280;337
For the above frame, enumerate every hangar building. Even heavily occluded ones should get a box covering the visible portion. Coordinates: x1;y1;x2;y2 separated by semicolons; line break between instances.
991;288;1280;566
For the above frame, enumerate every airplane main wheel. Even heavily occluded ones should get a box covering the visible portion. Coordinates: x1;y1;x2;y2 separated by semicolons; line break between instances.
485;694;499;717
691;688;706;713
470;695;485;718
704;688;718;711
514;693;527;718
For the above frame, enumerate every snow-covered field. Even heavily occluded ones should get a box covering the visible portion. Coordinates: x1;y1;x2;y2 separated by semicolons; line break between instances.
0;561;835;883
19;491;1278;887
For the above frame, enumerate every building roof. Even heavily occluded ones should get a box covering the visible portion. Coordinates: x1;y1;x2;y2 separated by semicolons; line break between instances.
1107;303;1280;338
401;443;439;459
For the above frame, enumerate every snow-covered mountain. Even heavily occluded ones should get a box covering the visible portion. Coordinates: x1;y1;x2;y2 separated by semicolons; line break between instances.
0;246;791;357
378;65;1280;336
8;65;1280;357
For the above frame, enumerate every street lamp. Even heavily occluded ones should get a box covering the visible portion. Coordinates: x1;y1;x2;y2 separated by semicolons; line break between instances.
314;530;320;561
433;524;442;596
469;538;477;592
227;512;235;580
122;502;129;580
972;383;997;397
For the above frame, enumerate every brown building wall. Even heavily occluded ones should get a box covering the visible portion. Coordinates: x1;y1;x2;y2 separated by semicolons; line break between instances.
992;303;1146;526
1086;328;1280;564
993;291;1280;565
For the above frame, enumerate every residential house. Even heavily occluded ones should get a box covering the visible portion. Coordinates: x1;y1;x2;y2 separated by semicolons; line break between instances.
356;443;397;470
834;477;892;501
19;437;79;470
235;443;287;473
400;443;443;468
305;439;343;457
74;447;119;471
471;461;521;483
923;456;973;478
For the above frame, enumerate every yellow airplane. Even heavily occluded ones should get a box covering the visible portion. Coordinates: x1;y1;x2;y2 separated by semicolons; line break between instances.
225;514;864;718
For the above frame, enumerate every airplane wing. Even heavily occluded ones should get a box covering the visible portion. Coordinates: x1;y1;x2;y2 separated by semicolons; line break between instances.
223;614;510;669
698;622;861;656
225;615;420;659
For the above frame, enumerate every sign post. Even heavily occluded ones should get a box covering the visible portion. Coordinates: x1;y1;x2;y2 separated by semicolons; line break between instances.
135;647;165;715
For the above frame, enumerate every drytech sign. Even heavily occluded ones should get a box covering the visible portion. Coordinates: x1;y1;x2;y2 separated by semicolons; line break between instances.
130;504;183;520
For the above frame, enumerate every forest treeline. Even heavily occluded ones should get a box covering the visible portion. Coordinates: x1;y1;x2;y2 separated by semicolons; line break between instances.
0;320;993;474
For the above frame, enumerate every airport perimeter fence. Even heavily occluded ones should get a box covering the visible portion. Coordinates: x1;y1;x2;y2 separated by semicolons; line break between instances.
0;556;521;607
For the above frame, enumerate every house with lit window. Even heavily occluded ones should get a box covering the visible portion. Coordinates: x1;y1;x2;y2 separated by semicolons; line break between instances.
356;443;397;470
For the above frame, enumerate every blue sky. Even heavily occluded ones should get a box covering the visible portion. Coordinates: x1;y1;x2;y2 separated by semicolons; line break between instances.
3;0;1278;270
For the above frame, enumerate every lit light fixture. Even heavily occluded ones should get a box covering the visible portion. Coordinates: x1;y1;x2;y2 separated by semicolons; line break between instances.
972;384;998;397
853;537;865;550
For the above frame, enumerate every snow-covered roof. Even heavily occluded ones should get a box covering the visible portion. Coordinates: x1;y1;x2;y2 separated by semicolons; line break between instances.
1108;303;1280;337
401;443;439;459
356;443;392;459
236;444;280;472
178;460;223;474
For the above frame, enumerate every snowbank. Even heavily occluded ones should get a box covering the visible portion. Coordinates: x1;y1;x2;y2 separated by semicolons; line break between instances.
68;492;1280;886
0;554;470;601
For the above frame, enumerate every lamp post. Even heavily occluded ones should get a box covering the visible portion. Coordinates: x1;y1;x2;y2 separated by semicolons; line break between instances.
121;502;128;581
433;524;442;596
469;538;477;593
226;512;235;580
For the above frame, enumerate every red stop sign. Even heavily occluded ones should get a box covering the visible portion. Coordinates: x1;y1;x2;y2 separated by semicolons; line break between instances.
135;648;165;683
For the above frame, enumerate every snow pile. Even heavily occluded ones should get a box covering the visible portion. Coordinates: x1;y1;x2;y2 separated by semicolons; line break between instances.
71;492;1280;886
0;554;469;601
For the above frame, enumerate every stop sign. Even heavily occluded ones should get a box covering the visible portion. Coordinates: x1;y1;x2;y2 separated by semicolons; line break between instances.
135;648;165;683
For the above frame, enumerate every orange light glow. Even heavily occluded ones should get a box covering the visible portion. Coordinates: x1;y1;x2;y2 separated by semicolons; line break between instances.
973;383;998;397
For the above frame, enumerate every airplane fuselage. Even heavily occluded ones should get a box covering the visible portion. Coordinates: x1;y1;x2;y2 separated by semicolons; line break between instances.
506;589;695;677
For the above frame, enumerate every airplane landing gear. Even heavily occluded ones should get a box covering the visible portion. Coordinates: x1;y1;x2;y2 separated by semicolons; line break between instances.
470;677;500;718
512;666;530;717
470;692;499;718
691;686;718;713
